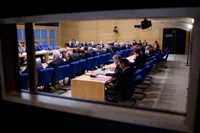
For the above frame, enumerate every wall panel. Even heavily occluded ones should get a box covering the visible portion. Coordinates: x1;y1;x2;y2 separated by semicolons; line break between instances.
60;19;189;52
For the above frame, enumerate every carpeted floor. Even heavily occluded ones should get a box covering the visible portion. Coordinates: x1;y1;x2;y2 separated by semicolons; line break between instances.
135;54;188;113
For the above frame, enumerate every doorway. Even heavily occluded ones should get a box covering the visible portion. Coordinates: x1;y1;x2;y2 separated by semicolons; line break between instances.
163;28;186;54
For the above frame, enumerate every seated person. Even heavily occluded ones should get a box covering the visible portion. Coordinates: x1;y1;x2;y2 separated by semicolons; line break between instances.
105;43;114;54
119;42;126;50
112;42;119;52
63;51;79;64
84;47;93;58
99;41;105;48
106;58;134;97
133;40;137;46
96;46;106;55
64;51;78;85
88;47;98;56
65;40;75;48
131;48;147;71
18;42;25;53
148;45;156;56
79;50;86;59
21;59;43;74
125;41;131;49
153;41;161;53
35;42;45;63
142;40;148;47
141;47;149;63
18;42;26;66
138;40;142;46
102;54;122;84
46;50;64;68
91;41;97;48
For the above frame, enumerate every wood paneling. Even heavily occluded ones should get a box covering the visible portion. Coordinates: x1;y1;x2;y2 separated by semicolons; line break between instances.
60;19;188;52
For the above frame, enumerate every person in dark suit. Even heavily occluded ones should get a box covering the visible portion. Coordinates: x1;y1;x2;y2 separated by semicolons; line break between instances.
44;50;64;91
106;58;134;97
148;45;156;56
133;40;137;46
141;47;149;63
21;60;43;74
132;47;148;70
63;51;79;85
79;50;86;59
112;43;119;52
47;50;64;68
99;41;104;48
63;51;77;64
153;41;161;53
96;46;106;55
103;54;122;84
142;40;148;47
106;44;114;54
89;47;98;56
120;43;127;50
65;40;75;48
72;52;81;61
84;47;93;58
138;40;142;46
115;43;121;51
91;41;97;48
125;41;131;49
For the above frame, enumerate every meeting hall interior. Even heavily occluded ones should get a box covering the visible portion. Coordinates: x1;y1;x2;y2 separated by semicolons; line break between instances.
15;17;193;114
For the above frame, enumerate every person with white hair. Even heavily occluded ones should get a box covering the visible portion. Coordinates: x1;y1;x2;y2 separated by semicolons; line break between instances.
120;42;126;50
113;42;121;52
47;50;64;68
91;41;97;48
21;57;43;74
99;41;104;48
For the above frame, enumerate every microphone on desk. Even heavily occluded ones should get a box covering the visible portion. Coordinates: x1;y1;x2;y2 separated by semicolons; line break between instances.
90;71;97;78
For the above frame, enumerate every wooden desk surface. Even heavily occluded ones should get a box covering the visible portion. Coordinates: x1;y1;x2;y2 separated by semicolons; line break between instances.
73;74;112;83
71;74;112;101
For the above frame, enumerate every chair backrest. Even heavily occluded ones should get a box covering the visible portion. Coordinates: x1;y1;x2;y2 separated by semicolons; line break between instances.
122;75;142;101
85;57;93;70
98;55;104;66
124;49;129;57
53;45;58;50
105;53;112;63
19;73;29;90
121;50;126;57
93;56;99;68
143;65;151;76
134;69;143;77
116;51;122;56
48;46;53;50
143;62;150;68
78;59;86;73
164;51;169;61
38;68;54;86
52;65;70;82
70;61;79;76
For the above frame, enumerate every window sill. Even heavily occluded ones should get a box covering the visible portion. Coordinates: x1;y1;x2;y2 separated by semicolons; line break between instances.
3;91;190;132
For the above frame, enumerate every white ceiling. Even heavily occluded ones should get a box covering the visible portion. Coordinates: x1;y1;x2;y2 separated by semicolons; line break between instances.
150;17;194;31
